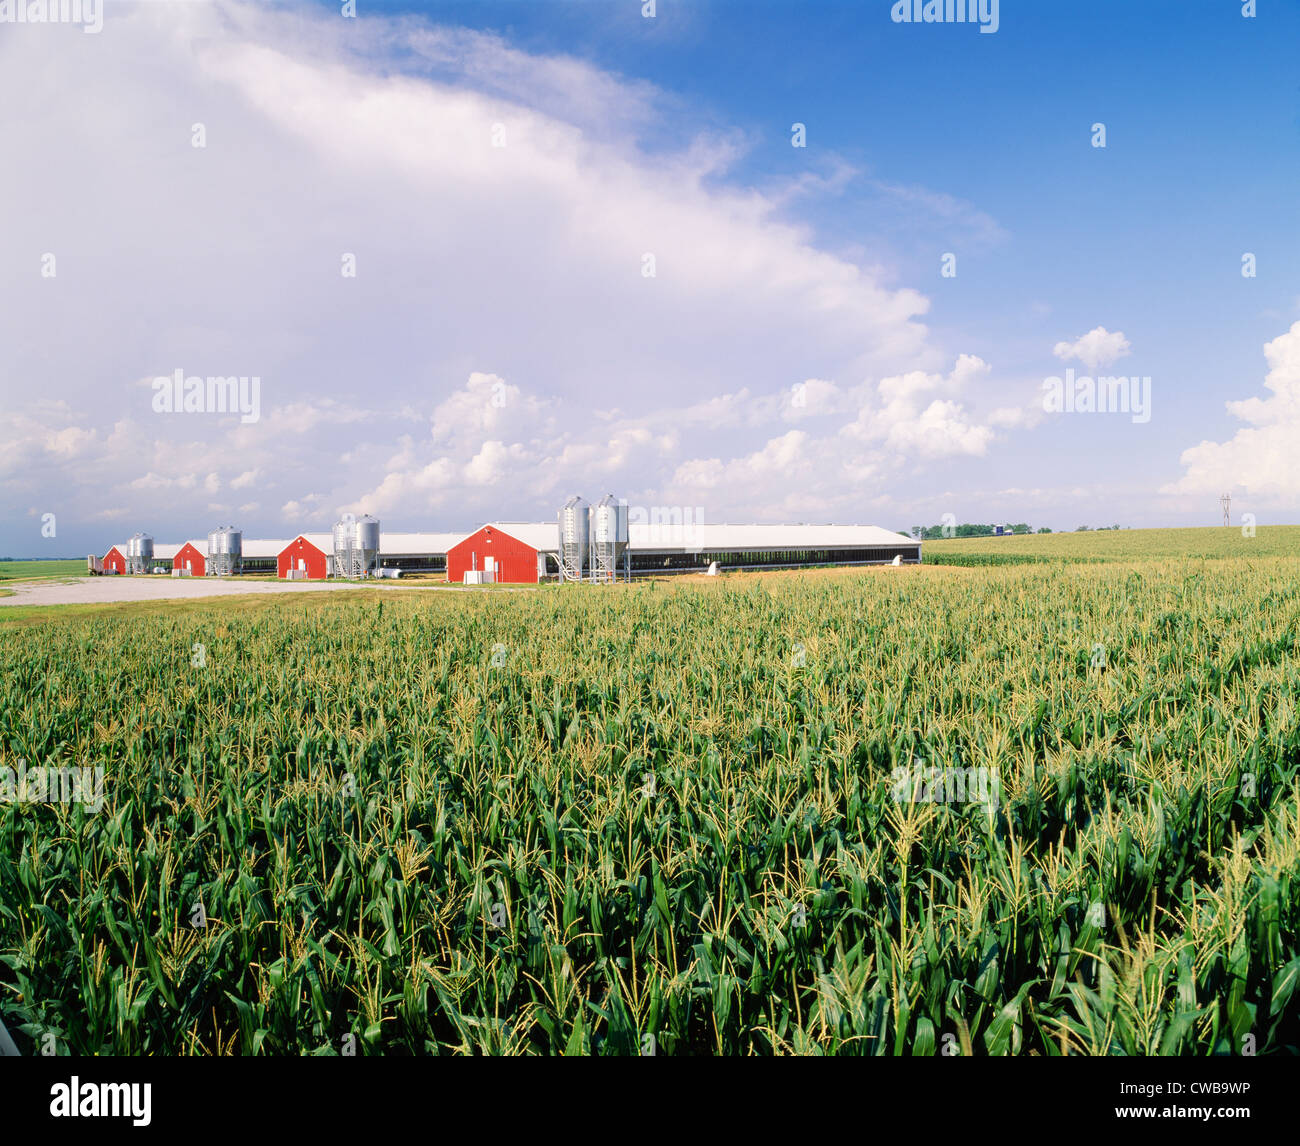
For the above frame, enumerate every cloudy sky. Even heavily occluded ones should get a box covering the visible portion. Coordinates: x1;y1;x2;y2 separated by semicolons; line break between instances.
2;0;1299;556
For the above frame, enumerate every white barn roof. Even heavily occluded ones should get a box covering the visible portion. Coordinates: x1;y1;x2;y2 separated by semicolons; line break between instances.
242;538;293;558
126;541;203;561
286;533;334;554
480;522;559;552
152;533;467;559
452;521;914;556
380;531;465;556
109;522;915;566
629;522;917;552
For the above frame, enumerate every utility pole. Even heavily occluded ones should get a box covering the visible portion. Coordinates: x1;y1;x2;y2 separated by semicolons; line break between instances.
1220;493;1231;527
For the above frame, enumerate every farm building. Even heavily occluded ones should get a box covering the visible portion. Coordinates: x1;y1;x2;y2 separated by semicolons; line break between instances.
446;523;560;584
378;532;466;575
94;528;463;581
99;510;918;586
101;541;207;575
278;534;333;580
238;538;290;575
271;530;466;579
173;541;205;576
104;524;467;580
445;519;919;584
150;543;183;573
628;523;920;575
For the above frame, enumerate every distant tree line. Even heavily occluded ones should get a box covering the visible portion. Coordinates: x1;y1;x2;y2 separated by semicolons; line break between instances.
906;522;1123;539
908;523;1046;540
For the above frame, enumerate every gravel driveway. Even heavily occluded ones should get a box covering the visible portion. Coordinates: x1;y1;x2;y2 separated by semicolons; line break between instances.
0;576;383;607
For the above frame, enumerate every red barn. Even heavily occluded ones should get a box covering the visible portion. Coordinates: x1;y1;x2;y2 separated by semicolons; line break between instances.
102;545;127;574
446;523;557;584
278;534;331;580
173;541;205;577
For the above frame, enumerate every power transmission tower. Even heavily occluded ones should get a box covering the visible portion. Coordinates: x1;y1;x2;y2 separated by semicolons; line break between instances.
1220;493;1231;527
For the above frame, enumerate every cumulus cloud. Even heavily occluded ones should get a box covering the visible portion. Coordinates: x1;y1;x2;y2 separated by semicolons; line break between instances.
669;430;812;492
280;494;325;520
1053;327;1132;371
0;0;1030;548
350;351;1024;527
842;355;994;458
1163;321;1300;501
431;373;554;445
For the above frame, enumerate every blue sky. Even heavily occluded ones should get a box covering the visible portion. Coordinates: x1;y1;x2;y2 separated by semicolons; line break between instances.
3;0;1299;554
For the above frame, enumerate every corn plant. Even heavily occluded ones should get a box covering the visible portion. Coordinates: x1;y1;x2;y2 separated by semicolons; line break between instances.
1;546;1298;1054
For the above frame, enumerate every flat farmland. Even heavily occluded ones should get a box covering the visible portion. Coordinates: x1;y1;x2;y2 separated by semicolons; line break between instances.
923;524;1300;563
0;560;87;581
1;538;1297;1054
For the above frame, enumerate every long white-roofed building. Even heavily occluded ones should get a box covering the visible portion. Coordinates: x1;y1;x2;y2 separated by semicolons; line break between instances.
627;522;920;575
377;531;468;575
239;538;293;575
446;517;919;582
99;514;919;584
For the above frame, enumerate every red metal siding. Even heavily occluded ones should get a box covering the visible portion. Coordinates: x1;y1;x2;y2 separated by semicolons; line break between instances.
446;526;539;584
278;537;330;580
174;543;205;576
103;546;126;574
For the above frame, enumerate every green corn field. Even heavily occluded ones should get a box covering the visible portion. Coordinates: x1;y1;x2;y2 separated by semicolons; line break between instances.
1;544;1298;1055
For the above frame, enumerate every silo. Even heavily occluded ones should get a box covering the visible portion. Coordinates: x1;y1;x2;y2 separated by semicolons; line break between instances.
207;526;242;576
127;532;153;575
590;494;629;583
332;513;380;578
331;517;351;578
356;515;381;567
558;496;589;582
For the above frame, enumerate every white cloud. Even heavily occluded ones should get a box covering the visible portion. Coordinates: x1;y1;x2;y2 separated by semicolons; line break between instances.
782;379;846;423
843;356;994;459
431;372;554;445
44;426;98;458
1053;327;1131;371
265;400;370;436
0;1;1033;547
280;494;325;520
1163;320;1300;501
669;430;811;492
463;440;533;486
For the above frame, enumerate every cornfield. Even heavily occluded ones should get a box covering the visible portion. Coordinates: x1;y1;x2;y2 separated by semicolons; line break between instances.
2;551;1298;1055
